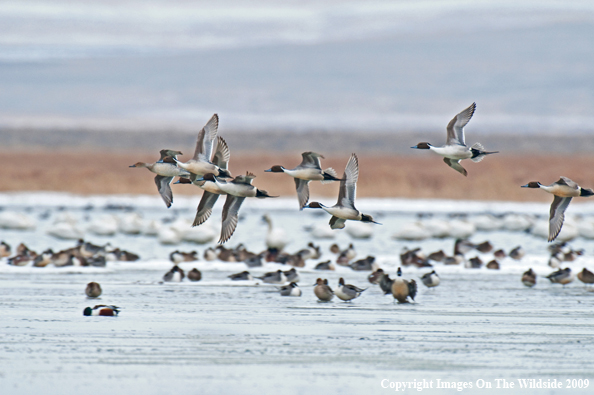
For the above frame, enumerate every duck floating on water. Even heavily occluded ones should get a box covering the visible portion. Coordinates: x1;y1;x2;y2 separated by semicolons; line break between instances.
420;270;440;288
85;282;102;298
314;278;334;302
411;103;498;176
546;268;573;286
335;277;366;302
391;267;417;303
278;282;302;297
304;154;380;229
522;177;594;242
265;152;340;210
521;269;536;287
83;305;119;317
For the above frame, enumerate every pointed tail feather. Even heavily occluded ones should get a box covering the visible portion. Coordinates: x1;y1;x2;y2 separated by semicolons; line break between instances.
321;168;340;184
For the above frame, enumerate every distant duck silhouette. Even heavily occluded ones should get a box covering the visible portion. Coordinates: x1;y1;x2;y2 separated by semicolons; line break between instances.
391;267;417;303
420;270;440;288
187;268;202;282
85;282;102;298
83;305;119;317
163;265;185;282
521;269;536;287
278;282;302;297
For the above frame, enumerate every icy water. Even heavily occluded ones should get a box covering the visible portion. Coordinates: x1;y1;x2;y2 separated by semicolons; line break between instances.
1;194;594;394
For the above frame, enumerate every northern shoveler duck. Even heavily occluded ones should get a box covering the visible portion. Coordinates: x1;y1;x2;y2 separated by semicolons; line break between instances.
85;282;102;298
314;278;334;302
265;152;340;210
130;149;189;208
521;268;536;287
83;305;119;316
278;282;302;297
391;267;417;303
304;154;380;229
522;177;594;242
411;102;497;176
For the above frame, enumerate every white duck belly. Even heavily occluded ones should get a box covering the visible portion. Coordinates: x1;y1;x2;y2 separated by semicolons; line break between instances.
430;145;472;160
284;168;323;181
323;206;361;220
199;181;226;195
218;183;257;197
541;185;580;197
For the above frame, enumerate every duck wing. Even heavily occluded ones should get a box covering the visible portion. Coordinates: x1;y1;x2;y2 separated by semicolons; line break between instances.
193;114;219;162
557;176;579;190
446;102;475;146
335;153;359;209
219;195;246;244
231;172;256;185
212;136;231;170
154;175;174;208
549;196;572;242
193;191;221;227
329;216;346;229
443;158;468;177
159;149;182;161
294;178;311;210
407;280;417;301
299;152;324;169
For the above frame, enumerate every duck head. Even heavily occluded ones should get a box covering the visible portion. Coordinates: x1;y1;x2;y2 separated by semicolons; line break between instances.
304;202;324;209
129;162;149;168
195;173;217;182
397;267;402;277
411;142;432;149
521;182;541;188
314;278;324;286
338;277;345;286
173;177;192;185
265;165;285;173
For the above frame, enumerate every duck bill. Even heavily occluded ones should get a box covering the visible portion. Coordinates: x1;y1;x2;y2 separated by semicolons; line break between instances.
264;168;273;172
410;145;419;149
520;184;530;188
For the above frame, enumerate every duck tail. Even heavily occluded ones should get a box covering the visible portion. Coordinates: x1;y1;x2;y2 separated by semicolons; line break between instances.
470;142;498;163
580;188;594;197
321;168;340;184
256;189;278;198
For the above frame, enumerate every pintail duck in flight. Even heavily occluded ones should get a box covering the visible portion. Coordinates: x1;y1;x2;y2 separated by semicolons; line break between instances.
174;114;232;179
197;172;277;243
304;154;380;229
265;152;340;210
411;103;497;176
175;136;231;227
130;149;190;208
522;177;594;242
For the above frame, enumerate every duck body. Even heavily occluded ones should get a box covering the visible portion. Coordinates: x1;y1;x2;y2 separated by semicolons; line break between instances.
163;265;185;282
85;282;102;298
314;278;334;301
256;270;287;284
228;271;253;281
420;271;440;288
577;268;594;285
522;269;537;287
188;268;202;281
391;267;417;303
335;277;365;302
83;305;119;316
279;282;302;296
546;268;573;285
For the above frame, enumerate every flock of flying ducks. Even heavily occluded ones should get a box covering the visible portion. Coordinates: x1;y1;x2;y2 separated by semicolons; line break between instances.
131;104;593;244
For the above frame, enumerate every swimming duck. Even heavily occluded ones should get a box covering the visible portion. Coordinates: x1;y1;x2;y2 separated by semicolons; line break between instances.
130;149;190;208
475;241;494;253
83;305;119;316
335;277;366;302
329;244;341;254
265;152;340;210
204;247;217;261
263;214;290;252
546;268;574;286
420;270;440;288
522;177;594;242
391;267;417;303
411;103;497;176
486;260;500;270
200;172;277;243
521;269;537;287
256;270;287;284
0;241;11;258
85;282;102;298
314;278;334;302
173;114;232;179
304;154;380;229
228;271;253;281
163;265;185;282
169;250;199;264
349;256;377;271
509;246;526;261
283;268;300;282
314;260;335;270
577;268;594;287
493;249;506;259
187;268;202;282
278;282;302;297
467;256;483;269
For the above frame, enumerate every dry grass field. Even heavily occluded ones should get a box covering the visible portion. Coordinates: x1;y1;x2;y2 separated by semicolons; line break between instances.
2;149;594;202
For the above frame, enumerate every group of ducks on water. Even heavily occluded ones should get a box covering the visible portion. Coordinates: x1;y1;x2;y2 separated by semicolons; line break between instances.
131;104;594;245
0;239;138;267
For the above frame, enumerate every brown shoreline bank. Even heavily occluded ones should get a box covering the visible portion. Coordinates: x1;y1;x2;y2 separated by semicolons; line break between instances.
2;149;593;202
